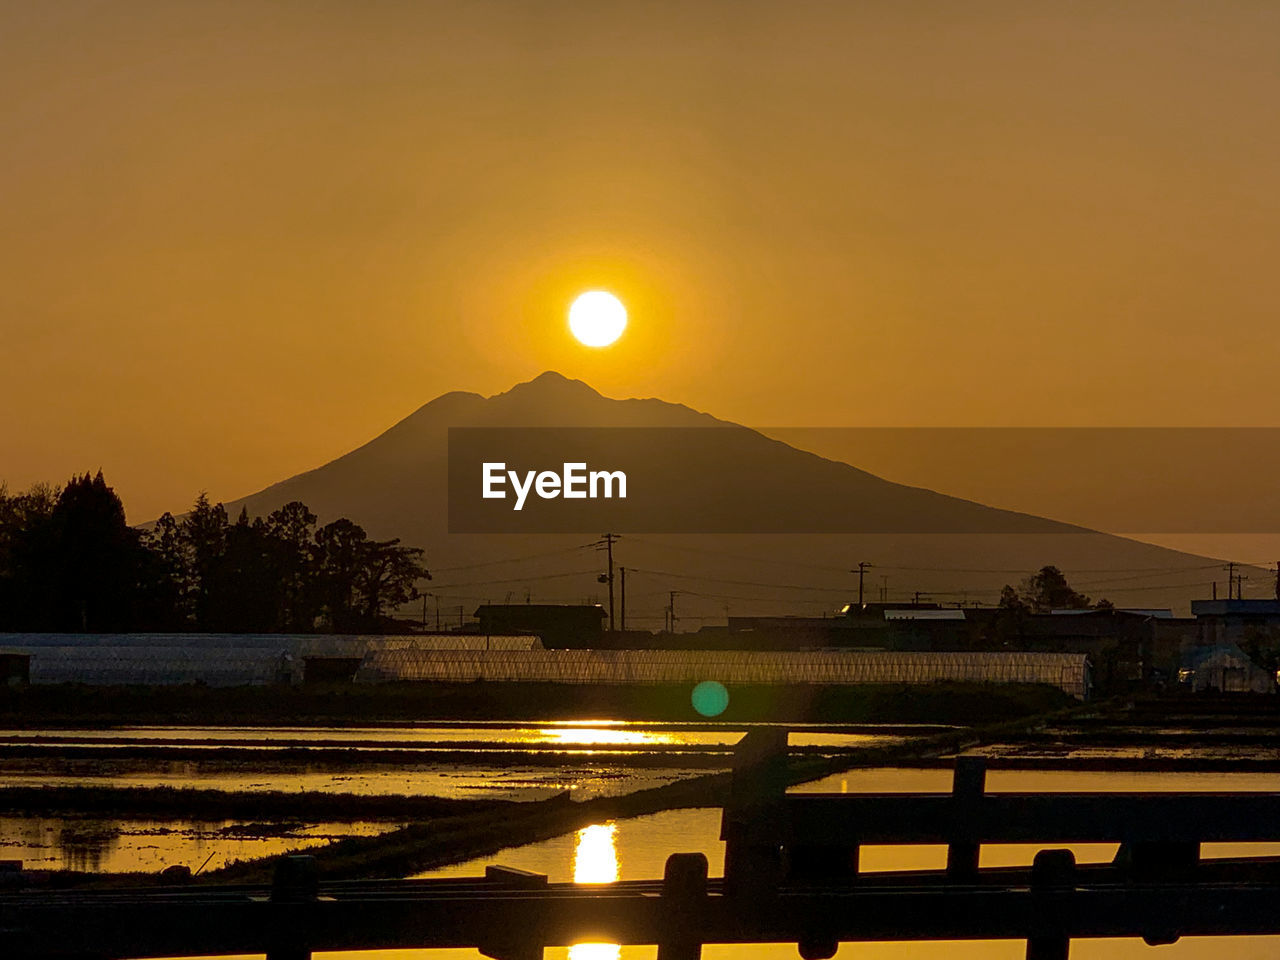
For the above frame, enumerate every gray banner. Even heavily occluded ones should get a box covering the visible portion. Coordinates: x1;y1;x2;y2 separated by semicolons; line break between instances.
448;427;1280;534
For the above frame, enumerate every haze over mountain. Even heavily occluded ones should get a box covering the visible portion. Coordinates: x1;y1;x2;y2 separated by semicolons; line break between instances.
216;372;1242;626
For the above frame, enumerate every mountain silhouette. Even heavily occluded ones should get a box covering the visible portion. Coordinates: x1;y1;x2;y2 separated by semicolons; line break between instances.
213;372;1234;622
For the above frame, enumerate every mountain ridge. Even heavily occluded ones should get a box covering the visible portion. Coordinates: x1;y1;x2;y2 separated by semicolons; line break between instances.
202;371;1235;618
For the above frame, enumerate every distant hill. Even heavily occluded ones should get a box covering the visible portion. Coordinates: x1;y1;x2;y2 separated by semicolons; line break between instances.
213;372;1238;625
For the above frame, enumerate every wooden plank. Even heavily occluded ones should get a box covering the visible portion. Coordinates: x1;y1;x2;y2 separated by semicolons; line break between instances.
783;792;1280;844
11;871;1280;958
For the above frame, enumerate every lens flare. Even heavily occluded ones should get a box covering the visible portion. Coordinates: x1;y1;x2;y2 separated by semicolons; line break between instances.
691;680;729;717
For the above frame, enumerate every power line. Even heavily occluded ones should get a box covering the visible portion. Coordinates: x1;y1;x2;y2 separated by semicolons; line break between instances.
622;535;850;573
428;568;600;589
618;565;1231;604
436;534;1263;584
625;567;851;593
625;536;1223;577
1069;565;1224;588
430;544;592;573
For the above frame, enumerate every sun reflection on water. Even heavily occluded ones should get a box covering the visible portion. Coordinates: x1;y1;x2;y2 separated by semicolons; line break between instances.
542;727;670;747
569;821;621;960
567;944;622;960
572;822;619;883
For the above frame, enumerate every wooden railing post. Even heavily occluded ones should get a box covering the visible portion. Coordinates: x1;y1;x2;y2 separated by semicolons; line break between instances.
657;852;708;960
1113;841;1197;945
721;729;789;902
267;855;318;960
1026;849;1075;960
946;756;986;882
479;865;547;960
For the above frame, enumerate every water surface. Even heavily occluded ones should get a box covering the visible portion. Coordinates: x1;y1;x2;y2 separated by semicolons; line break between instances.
406;768;1280;960
0;722;906;751
0;815;398;873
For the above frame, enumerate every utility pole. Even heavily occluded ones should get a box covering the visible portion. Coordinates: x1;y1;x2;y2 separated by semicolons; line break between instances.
853;561;873;609
880;575;889;603
619;567;626;632
668;591;679;634
595;534;619;632
1225;562;1236;600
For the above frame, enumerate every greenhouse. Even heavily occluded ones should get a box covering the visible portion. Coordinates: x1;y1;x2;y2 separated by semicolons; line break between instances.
0;633;542;686
0;634;1088;696
0;633;540;652
357;648;1091;699
21;646;294;686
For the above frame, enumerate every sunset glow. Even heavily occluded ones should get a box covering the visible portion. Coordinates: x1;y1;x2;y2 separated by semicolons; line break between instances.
3;7;1277;957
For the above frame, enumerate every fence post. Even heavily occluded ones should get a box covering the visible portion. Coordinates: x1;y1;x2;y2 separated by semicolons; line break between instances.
1113;841;1197;945
946;756;986;882
721;729;789;903
1026;849;1075;960
657;852;708;960
478;865;547;960
267;855;318;960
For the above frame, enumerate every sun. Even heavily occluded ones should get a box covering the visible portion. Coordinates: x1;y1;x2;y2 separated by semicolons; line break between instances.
568;291;627;347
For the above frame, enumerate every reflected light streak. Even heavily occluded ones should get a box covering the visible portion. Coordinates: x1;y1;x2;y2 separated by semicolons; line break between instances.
567;944;622;960
572;822;619;883
541;727;671;747
569;821;621;960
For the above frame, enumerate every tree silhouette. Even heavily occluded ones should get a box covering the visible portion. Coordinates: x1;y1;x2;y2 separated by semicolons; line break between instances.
45;472;150;631
315;518;368;632
997;584;1028;613
2;474;432;633
265;502;319;631
208;509;280;631
999;565;1108;614
0;481;59;629
356;538;430;625
180;494;229;628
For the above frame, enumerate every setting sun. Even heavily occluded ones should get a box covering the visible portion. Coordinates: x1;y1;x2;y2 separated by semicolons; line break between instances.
568;291;627;347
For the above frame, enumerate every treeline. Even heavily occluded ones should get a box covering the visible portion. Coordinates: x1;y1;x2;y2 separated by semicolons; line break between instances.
0;472;429;633
997;565;1110;614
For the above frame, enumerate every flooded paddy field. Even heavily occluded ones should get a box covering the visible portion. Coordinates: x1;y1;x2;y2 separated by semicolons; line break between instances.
0;754;710;801
10;698;1280;956
0;721;915;756
411;767;1280;960
959;700;1280;770
422;767;1280;882
0;814;402;873
0;721;917;808
0;721;925;875
11;697;1273;889
959;741;1280;769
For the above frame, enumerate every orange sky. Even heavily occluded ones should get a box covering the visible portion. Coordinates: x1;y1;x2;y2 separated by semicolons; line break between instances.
3;1;1278;523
